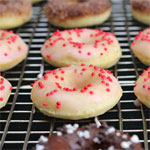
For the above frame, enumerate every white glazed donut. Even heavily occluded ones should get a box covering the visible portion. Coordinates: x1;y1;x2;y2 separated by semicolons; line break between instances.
134;67;150;108
0;76;12;109
0;30;29;72
31;65;123;120
41;28;122;68
131;28;150;66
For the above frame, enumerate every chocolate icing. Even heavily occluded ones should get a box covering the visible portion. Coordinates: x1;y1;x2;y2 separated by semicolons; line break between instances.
45;0;111;20
131;0;150;14
36;122;143;150
0;0;32;16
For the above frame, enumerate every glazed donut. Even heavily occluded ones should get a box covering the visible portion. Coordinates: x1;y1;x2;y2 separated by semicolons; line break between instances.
130;28;150;66
131;0;150;25
0;76;12;109
134;67;150;108
31;0;43;3
0;0;32;29
31;65;122;120
36;122;143;150
41;28;122;68
44;0;112;28
0;30;29;72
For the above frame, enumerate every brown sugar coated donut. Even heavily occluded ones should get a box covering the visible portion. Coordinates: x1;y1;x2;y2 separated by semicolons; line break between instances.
0;0;32;29
131;0;150;25
44;0;112;28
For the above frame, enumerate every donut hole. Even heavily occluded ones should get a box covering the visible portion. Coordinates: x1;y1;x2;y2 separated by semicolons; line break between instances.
59;69;96;90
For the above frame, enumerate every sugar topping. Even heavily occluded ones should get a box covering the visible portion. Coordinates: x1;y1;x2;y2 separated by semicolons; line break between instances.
105;127;115;135
93;137;101;144
38;135;48;143
65;124;79;134
36;144;45;150
130;135;139;143
121;141;131;149
77;130;90;139
108;146;115;150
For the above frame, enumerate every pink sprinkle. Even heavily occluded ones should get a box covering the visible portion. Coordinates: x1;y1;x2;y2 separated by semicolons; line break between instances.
60;77;64;81
89;91;94;95
43;103;47;106
106;88;110;92
87;52;91;56
47;54;51;58
0;97;4;101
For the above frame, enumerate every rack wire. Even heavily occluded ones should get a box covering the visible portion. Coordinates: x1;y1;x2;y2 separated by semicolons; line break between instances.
0;0;150;149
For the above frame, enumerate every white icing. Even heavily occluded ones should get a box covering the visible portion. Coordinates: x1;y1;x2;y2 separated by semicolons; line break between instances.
116;132;121;136
73;123;79;129
121;141;131;149
36;144;45;150
122;134;127;139
67;128;74;134
93;137;101;144
106;127;115;135
83;130;90;139
108;146;115;150
130;135;139;143
94;117;101;128
77;131;84;138
56;131;62;136
77;130;90;139
38;135;48;143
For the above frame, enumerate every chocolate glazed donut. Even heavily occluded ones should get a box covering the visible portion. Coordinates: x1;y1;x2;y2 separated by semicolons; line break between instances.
36;122;143;150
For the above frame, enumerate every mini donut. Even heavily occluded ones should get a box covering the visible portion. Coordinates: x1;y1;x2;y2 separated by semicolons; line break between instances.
41;28;122;68
36;122;143;150
134;67;150;108
44;0;112;28
0;0;32;29
131;0;150;25
130;28;150;66
0;30;29;72
0;76;12;109
31;0;43;3
31;65;122;120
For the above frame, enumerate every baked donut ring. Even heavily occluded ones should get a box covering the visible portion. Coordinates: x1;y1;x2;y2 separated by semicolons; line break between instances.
41;28;122;68
134;67;150;108
0;0;32;29
0;30;29;72
31;65;122;120
45;0;112;28
0;76;12;109
36;122;143;150
131;0;150;25
131;28;150;66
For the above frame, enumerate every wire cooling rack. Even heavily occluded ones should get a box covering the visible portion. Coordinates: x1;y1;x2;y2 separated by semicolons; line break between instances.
0;0;150;149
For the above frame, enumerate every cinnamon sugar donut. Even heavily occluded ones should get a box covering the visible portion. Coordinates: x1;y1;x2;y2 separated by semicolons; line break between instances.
131;0;150;25
131;28;150;66
0;76;12;109
0;30;29;72
36;122;143;150
0;0;32;29
134;67;150;108
45;0;112;28
31;65;122;120
41;28;122;68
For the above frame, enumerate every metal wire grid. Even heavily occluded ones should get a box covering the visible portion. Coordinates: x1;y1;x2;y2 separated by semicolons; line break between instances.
0;0;150;149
